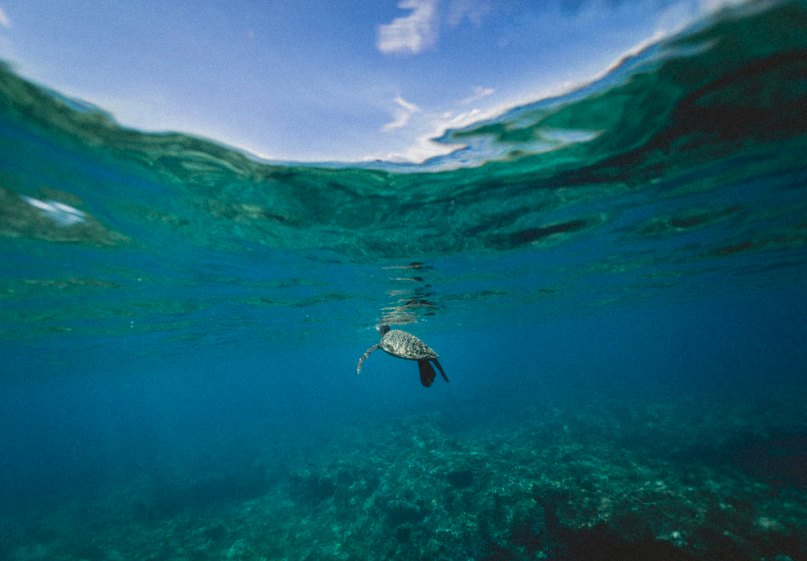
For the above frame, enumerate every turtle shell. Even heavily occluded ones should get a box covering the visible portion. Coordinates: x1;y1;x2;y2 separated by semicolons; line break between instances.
380;330;438;360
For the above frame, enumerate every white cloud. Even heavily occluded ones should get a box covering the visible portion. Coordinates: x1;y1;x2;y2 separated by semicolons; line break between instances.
382;110;486;163
447;0;492;27
460;85;494;104
378;105;503;164
377;0;439;55
0;5;11;29
382;96;421;131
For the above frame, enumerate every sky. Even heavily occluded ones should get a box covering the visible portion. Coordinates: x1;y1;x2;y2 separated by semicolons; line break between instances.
0;0;725;163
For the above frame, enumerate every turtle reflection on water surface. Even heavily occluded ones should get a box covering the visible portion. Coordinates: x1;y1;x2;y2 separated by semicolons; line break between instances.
356;324;449;387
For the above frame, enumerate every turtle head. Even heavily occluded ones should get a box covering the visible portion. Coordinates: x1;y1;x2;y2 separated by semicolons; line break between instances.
375;323;391;336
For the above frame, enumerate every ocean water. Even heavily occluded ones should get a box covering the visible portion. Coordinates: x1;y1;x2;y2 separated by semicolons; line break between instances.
1;2;807;560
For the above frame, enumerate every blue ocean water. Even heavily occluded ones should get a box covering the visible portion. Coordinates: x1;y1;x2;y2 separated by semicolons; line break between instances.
1;2;807;560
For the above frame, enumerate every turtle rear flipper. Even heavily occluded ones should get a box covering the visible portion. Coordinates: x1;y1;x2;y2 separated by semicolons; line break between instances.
432;359;448;383
357;344;380;375
418;360;436;387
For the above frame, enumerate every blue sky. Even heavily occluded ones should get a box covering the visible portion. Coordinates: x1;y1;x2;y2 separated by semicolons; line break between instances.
0;0;721;163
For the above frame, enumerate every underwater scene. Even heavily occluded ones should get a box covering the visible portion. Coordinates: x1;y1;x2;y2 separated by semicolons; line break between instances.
2;1;807;560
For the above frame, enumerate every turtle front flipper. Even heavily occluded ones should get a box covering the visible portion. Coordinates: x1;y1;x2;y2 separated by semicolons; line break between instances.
418;360;436;387
432;359;448;383
357;344;380;375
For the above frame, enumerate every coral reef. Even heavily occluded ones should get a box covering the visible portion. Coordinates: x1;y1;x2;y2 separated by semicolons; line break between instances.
6;394;807;561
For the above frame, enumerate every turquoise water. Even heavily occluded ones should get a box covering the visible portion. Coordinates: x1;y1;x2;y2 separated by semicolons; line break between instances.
1;2;807;560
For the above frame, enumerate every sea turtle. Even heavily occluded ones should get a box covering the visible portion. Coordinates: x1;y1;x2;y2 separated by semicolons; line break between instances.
357;324;449;387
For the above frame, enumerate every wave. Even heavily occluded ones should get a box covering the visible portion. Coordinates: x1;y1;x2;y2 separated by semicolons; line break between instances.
1;0;806;347
1;1;805;260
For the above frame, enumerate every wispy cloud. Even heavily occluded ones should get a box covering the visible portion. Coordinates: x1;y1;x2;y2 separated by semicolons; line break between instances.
382;96;421;131
0;5;12;29
377;0;439;55
460;85;494;104
447;0;492;27
380;108;488;163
